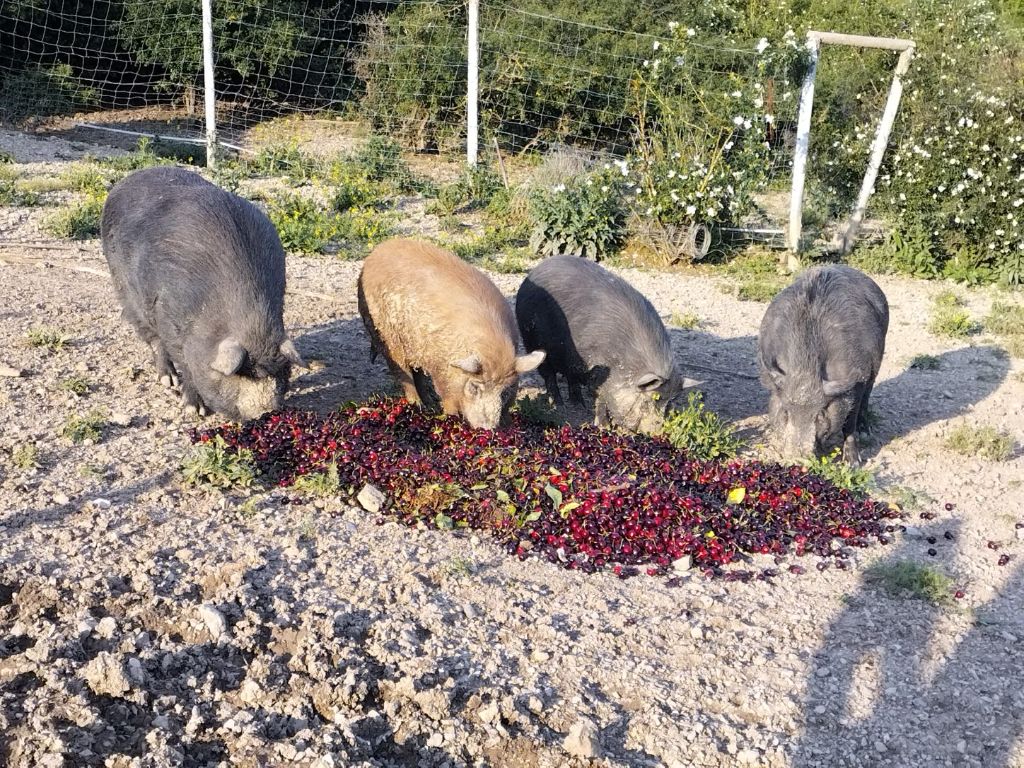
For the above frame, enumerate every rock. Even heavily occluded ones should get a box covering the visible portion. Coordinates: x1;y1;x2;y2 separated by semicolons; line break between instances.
463;603;480;620
531;649;550;663
357;484;386;514
478;701;499;724
109;412;132;427
52;492;70;505
1016;527;1024;542
563;719;601;759
198;603;228;639
672;555;693;573
527;695;544;714
426;732;444;748
82;652;132;697
95;616;118;639
737;748;761;764
91;498;112;510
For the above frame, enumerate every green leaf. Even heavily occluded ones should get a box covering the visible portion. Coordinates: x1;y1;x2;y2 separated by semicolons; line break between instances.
559;500;581;518
496;489;510;503
470;482;488;491
544;483;563;509
525;510;543;522
434;513;454;530
726;486;746;505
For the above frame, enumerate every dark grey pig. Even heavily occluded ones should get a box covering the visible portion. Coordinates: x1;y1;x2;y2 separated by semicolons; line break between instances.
101;166;304;421
516;256;700;433
758;264;888;464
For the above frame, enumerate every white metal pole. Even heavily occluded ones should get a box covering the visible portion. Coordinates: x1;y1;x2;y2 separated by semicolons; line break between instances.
839;45;914;254
201;0;218;169
466;0;479;166
787;33;820;263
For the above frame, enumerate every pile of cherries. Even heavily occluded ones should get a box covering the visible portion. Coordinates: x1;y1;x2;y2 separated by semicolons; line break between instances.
192;398;904;580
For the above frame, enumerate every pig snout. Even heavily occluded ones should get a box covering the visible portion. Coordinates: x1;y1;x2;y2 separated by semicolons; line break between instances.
460;384;512;430
233;376;283;422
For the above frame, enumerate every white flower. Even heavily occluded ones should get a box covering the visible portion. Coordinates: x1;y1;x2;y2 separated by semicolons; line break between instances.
667;170;676;178
765;114;775;124
723;141;735;151
686;28;696;37
733;116;744;126
601;185;609;193
731;90;742;98
653;40;661;50
707;207;717;217
643;59;650;67
686;205;697;216
612;159;629;176
754;97;764;108
756;38;770;53
552;184;566;193
668;21;679;32
670;190;680;202
743;119;752;130
674;56;685;66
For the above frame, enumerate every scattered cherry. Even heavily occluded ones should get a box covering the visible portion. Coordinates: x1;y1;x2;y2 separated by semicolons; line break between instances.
954;589;965;599
926;536;937;545
944;502;955;511
998;554;1011;566
943;531;954;541
927;548;937;556
988;541;1001;551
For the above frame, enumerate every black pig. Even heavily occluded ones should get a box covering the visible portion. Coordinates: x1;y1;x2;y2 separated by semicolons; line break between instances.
101;166;303;420
758;264;888;464
516;256;700;433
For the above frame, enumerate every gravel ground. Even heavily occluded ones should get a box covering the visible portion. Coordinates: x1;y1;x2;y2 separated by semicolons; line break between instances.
2;128;1023;768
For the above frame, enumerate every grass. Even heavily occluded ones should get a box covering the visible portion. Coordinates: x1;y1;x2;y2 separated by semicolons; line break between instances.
866;560;955;606
511;394;559;425
662;391;743;461
61;408;107;444
16;176;66;195
0;177;42;206
181;435;257;489
292;463;341;497
735;281;785;303
986;302;1024;358
669;311;701;330
928;292;981;339
802;449;875;496
43;189;105;240
944;424;1015;461
883;484;935;513
267;191;395;256
442;555;477;580
10;443;40;470
26;326;70;351
60;163;112;194
908;354;941;371
58;375;91;396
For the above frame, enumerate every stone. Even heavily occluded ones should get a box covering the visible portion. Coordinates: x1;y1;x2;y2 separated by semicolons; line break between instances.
198;604;228;639
672;555;693;573
737;748;761;764
563;719;600;759
478;701;499;724
357;484;386;514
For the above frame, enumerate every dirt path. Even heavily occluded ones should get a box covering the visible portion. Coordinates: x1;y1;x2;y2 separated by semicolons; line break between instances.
1;129;1023;768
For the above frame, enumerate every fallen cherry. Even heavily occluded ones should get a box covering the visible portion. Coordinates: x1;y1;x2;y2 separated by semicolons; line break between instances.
998;554;1011;566
954;589;965;599
927;548;937;556
943;531;954;541
944;502;955;511
926;536;937;545
988;541;1001;551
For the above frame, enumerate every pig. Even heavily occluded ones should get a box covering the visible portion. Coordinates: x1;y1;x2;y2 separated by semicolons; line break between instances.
357;238;545;429
515;255;701;434
101;166;304;421
758;264;889;464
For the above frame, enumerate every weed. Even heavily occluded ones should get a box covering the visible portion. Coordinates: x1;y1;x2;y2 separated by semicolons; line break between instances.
433;164;503;214
802;449;875;496
933;290;963;309
884;484;935;513
669;311;701;329
1002;336;1024;358
181;435;257;488
43;189;105;239
662;391;743;461
944;424;1015;461
292;463;341;497
0;177;41;206
298;513;318;540
267;192;345;254
61;408;107;444
246;142;318;179
10;443;40;470
78;462;107;480
351;135;414;190
58;375;91;396
511;394;559;425
16;176;66;195
479;253;531;274
442;555;477;579
60;163;111;194
26;327;70;351
866;560;954;606
237;497;261;518
735;280;784;303
908;354;941;371
928;294;981;339
986;302;1024;336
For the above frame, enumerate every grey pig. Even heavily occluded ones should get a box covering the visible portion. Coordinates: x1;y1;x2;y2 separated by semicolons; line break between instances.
515;255;701;434
101;166;304;420
758;264;888;464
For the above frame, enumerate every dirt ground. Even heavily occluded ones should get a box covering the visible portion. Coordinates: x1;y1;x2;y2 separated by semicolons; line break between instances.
1;127;1023;768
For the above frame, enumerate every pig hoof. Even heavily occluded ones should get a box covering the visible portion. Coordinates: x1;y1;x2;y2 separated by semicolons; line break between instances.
198;405;208;417
160;375;172;388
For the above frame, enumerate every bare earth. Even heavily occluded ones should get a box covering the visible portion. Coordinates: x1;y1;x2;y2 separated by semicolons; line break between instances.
1;128;1023;768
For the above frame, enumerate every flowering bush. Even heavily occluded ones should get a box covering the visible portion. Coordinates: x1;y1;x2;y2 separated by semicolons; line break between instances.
528;168;627;261
192;398;903;581
626;25;808;230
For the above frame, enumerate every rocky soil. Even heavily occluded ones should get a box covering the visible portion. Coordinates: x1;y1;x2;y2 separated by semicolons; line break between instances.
1;127;1023;767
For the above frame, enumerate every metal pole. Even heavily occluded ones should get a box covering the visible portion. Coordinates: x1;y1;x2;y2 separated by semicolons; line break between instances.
839;45;914;254
201;0;218;169
466;0;479;166
787;33;820;265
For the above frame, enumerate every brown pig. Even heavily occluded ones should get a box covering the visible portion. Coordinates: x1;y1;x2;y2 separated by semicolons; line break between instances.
357;238;545;429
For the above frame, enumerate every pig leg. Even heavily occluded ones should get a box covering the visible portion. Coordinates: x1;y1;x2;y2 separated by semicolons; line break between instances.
856;375;876;434
593;395;612;428
841;387;864;465
179;377;209;418
538;362;562;405
151;340;179;389
566;376;585;405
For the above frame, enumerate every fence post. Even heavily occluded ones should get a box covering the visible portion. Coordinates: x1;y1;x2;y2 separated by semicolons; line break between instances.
201;0;218;169
838;44;915;254
786;32;820;267
466;0;479;166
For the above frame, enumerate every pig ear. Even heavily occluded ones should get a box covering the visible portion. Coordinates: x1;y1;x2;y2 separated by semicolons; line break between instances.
822;378;857;398
451;355;483;375
681;377;704;390
279;338;306;369
515;350;546;374
636;373;665;392
211;338;247;376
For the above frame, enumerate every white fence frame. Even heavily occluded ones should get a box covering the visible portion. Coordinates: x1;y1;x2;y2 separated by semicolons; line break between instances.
787;30;915;266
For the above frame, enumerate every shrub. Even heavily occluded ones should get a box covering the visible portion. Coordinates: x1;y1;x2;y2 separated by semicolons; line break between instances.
58;376;91;396
986;302;1024;336
267;192;345;254
44;191;105;240
61;409;107;444
182;435;257;488
528;170;627;261
908;354;941;371
292;463;341;498
662;391;743;461
669;311;701;329
0;63;97;122
0;178;41;207
866;560;955;606
26;327;70;351
944;424;1014;461
802;449;875;496
510;394;559;425
928;293;981;339
351;136;414;190
10;443;40;470
433;163;504;215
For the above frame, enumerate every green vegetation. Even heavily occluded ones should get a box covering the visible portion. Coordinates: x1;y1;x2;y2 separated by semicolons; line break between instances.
928;293;981;339
43;189;105;240
10;443;40;470
26;327;70;351
802;449;875;496
292;463;341;498
867;560;955;607
58;376;91;396
181;435;257;489
944;424;1015;461
908;354;941;371
668;311;701;330
662;391;743;461
986;302;1024;357
61;409;107;444
511;394;559;425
